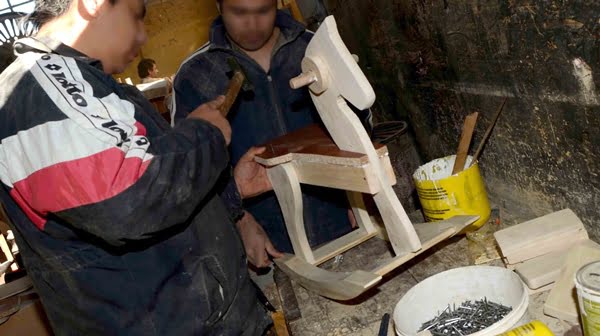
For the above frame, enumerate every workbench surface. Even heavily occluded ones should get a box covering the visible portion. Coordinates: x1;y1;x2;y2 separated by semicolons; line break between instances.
265;219;582;336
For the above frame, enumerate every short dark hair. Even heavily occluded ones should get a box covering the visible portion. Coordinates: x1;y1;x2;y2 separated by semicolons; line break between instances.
137;58;156;78
27;0;116;27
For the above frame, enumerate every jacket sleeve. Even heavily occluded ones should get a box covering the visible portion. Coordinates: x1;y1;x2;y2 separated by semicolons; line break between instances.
52;119;231;247
5;54;232;246
172;58;245;222
171;59;224;127
219;171;244;222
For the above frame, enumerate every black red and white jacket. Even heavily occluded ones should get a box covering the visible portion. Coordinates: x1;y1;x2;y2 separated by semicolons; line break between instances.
0;37;269;335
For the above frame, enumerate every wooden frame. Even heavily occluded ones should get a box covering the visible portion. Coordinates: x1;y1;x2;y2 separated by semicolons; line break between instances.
256;16;477;300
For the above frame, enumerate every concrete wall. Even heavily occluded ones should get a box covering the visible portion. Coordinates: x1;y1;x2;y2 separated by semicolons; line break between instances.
115;0;218;83
324;0;599;237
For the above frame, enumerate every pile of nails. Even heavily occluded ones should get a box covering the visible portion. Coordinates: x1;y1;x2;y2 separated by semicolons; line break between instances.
418;298;512;336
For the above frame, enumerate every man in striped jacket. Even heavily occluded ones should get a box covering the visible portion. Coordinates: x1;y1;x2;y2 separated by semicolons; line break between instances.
0;0;272;334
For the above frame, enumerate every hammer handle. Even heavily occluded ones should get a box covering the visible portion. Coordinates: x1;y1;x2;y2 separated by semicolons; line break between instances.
219;71;245;116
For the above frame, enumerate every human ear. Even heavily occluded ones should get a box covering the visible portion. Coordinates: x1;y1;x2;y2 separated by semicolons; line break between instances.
81;0;105;17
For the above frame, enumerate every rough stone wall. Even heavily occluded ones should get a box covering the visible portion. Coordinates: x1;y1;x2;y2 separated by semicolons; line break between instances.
324;0;599;237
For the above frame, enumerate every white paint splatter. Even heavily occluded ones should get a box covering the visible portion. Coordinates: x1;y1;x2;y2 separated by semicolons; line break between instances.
572;58;599;106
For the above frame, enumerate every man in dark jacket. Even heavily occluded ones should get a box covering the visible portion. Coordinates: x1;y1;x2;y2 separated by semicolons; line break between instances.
0;0;272;334
172;0;370;267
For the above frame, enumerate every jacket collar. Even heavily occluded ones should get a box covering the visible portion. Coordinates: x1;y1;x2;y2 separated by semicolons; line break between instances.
208;10;305;51
14;36;104;70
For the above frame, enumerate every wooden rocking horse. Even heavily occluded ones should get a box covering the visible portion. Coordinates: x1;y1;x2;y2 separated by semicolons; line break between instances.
255;16;478;300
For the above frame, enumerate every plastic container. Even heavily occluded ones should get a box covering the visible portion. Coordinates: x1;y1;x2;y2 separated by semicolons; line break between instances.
497;321;554;336
575;261;600;336
413;155;491;231
394;266;529;336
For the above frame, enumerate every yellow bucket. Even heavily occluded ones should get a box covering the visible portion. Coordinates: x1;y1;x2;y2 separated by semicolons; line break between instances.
412;155;490;231
498;321;555;336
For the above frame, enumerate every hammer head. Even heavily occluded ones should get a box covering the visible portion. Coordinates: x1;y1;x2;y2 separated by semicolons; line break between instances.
226;57;254;93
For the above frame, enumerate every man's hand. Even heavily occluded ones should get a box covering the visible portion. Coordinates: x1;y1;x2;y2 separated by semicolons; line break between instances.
236;211;284;268
187;96;231;145
234;147;272;199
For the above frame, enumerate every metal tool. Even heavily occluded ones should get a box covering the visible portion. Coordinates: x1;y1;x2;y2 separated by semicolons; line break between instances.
252;281;290;336
219;57;253;116
378;313;390;336
470;98;508;167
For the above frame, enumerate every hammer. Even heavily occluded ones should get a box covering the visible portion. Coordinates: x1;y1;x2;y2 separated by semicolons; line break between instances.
219;57;253;116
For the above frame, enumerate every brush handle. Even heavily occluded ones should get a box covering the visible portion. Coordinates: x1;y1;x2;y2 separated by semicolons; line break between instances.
219;71;245;116
471;98;507;165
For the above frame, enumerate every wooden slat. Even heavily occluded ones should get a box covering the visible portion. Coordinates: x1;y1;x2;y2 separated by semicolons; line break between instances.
274;254;382;301
312;229;378;265
371;216;478;276
255;124;388;167
514;249;569;289
268;163;314;263
494;209;587;264
292;154;396;194
452;112;479;175
544;240;600;322
346;191;378;235
293;161;380;194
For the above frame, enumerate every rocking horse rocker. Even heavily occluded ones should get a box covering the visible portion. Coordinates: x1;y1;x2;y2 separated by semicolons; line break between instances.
255;16;478;300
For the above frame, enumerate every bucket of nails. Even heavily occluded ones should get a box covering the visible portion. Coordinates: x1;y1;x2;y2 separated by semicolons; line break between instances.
393;266;529;336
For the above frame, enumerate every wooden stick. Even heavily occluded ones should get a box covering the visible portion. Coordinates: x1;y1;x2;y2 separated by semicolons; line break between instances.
470;98;507;166
452;112;479;175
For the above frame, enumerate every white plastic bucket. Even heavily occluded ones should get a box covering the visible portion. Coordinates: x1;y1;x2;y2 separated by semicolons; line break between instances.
394;266;529;336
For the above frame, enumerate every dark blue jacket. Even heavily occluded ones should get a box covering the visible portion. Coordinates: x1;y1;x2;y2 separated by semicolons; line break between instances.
172;12;353;252
0;37;270;335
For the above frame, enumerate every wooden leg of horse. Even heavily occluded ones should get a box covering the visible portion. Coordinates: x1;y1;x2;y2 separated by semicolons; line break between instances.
267;163;314;263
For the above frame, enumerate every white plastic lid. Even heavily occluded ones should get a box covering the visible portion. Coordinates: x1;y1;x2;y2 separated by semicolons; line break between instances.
575;261;600;293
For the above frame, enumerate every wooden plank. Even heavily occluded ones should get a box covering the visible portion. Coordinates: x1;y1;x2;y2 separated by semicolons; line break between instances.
494;209;587;264
371;215;479;276
544;240;600;322
267;163;314;263
346;191;378;235
452;112;479;175
502;229;588;265
274;254;382;301
526;282;554;295
312;229;378;265
514;249;569;289
293;161;379;194
292;154;396;194
255;124;388;167
380;154;397;186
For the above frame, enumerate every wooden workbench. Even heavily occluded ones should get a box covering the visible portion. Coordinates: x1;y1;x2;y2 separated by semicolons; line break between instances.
264;211;583;336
